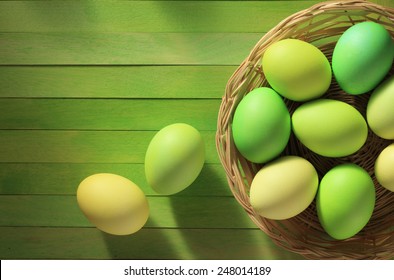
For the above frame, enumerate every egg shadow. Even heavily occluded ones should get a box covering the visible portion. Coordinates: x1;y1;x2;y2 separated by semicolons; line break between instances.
168;164;303;260
101;217;184;260
101;164;303;260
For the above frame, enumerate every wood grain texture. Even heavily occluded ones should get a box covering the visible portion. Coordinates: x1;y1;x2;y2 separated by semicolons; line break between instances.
5;0;385;260
0;130;219;163
0;163;231;196
0;227;304;260
0;99;220;130
0;1;321;33
0;32;262;65
0;66;233;98
0;195;257;229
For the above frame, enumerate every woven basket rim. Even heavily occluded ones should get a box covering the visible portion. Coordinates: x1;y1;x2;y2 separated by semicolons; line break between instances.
216;0;394;260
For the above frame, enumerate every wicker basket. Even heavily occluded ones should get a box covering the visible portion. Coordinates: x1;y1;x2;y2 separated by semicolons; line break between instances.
216;0;394;260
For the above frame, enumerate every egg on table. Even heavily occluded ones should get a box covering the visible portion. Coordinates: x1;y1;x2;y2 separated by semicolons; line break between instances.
332;21;394;95
145;123;205;195
232;87;291;163
316;164;375;240
375;143;394;192
367;75;394;140
77;173;149;235
250;156;319;220
262;38;332;101
292;99;368;157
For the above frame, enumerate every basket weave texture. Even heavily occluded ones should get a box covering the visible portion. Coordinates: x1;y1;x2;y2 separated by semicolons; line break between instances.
216;0;394;260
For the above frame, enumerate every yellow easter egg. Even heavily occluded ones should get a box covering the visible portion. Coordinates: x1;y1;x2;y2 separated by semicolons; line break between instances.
77;173;149;235
375;144;394;192
250;156;318;220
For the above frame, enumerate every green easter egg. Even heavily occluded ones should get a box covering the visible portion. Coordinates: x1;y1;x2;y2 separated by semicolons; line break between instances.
145;123;205;195
262;39;332;101
232;87;291;163
317;164;375;240
292;99;368;157
332;21;394;95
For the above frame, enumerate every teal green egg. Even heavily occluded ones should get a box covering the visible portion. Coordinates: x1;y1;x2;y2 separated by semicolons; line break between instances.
232;87;291;163
292;99;368;157
332;21;394;95
316;164;375;240
367;75;394;139
145;123;205;195
262;39;332;101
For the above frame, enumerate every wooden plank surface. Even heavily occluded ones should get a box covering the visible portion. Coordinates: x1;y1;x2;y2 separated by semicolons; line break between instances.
0;32;262;65
0;227;303;260
0;195;257;228
0;1;321;33
0;130;219;163
0;99;220;130
3;0;391;261
1;0;391;33
0;66;233;98
0;163;231;196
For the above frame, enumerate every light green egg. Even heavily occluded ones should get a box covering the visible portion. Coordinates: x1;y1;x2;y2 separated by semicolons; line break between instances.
367;75;394;139
317;164;375;240
232;87;291;163
262;39;332;101
145;123;205;195
292;99;368;157
332;21;394;95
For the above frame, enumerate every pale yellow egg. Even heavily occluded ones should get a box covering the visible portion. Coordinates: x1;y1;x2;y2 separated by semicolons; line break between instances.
250;156;318;220
77;173;149;235
375;144;394;192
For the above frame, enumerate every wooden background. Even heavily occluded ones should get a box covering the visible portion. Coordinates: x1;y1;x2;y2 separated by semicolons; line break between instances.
0;0;392;260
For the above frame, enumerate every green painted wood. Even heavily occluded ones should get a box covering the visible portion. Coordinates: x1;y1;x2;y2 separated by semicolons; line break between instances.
0;195;257;229
0;99;220;130
0;32;262;65
0;66;233;98
0;130;219;163
0;1;321;33
0;227;303;260
6;0;388;261
0;163;231;196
